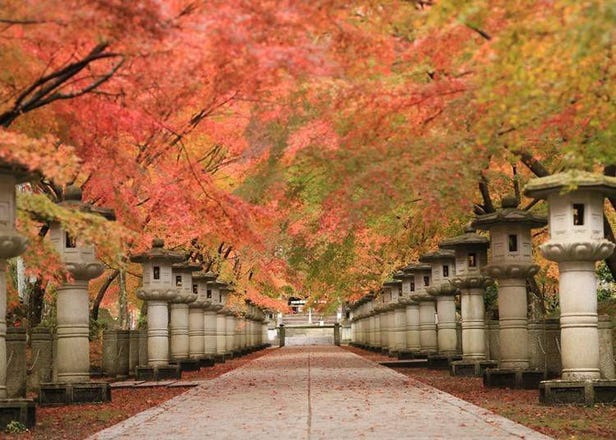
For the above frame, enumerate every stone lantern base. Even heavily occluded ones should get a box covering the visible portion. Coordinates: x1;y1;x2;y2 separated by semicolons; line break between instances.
427;354;462;370
539;379;616;405
483;368;545;389
170;358;201;372
38;382;111;405
396;349;421;360
200;356;216;368
450;359;497;377
135;364;181;381
0;399;36;430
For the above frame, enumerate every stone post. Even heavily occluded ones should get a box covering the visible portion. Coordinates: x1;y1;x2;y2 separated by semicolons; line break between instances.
116;330;130;378
439;226;495;377
29;328;53;392
102;330;119;378
169;261;200;371
130;238;185;380
525;171;616;404
129;330;140;376
421;250;460;368
6;327;26;398
474;195;547;388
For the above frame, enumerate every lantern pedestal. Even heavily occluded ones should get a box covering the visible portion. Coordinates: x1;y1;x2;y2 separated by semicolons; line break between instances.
539;379;616;405
0;399;35;430
427;354;462;370
38;382;111;406
483;369;545;389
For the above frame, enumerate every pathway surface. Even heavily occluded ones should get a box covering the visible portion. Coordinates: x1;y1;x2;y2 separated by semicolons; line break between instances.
90;346;552;440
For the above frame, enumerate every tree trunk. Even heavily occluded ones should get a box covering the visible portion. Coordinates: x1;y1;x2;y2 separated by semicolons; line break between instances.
90;269;119;321
118;269;128;329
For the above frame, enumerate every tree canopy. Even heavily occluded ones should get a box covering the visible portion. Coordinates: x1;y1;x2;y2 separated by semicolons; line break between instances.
1;0;614;315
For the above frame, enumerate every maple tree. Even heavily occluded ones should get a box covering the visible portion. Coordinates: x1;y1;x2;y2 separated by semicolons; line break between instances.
0;0;614;318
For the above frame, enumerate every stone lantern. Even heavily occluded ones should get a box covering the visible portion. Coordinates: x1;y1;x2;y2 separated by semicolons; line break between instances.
524;171;616;404
130;238;185;380
474;195;547;388
187;270;209;367
0;163;34;428
208;278;230;362
40;186;114;404
384;280;405;357
394;267;421;359
194;271;219;365
409;262;437;357
220;284;237;358
420;249;461;369
439;225;495;376
370;295;382;351
169;261;200;371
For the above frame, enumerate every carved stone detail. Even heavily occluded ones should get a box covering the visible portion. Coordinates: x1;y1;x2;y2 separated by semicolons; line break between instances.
451;276;493;289
481;263;539;280
540;240;615;262
427;281;458;297
0;231;28;260
66;261;105;281
137;288;178;302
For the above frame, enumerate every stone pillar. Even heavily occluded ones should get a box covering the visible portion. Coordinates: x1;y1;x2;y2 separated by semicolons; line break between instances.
193;271;218;366
170;261;200;368
147;300;172;367
130;238;185;380
525;171;616;404
204;306;219;361
407;262;436;356
404;301;421;354
413;296;437;355
225;312;235;357
188;303;206;361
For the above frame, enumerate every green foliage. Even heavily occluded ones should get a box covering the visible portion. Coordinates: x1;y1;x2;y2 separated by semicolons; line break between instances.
4;420;28;434
484;283;499;319
597;261;615;302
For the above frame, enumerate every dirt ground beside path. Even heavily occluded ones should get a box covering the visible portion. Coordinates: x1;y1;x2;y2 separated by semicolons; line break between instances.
344;346;616;440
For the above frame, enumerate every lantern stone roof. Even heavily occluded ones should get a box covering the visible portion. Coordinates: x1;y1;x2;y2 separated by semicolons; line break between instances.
193;271;218;282
393;270;407;280
473;196;546;230
129;238;187;263
172;261;203;272
524;170;616;199
59;185;116;220
0;160;37;183
438;226;489;250
402;262;432;272
419;248;456;261
383;279;402;288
